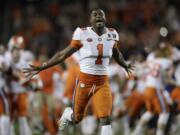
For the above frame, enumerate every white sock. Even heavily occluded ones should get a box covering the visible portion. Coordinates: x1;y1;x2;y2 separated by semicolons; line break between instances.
131;124;144;135
123;116;130;135
18;117;32;135
81;115;97;135
10;124;15;135
156;128;164;135
156;113;169;135
0;115;11;135
132;112;153;135
65;107;73;121
101;125;112;135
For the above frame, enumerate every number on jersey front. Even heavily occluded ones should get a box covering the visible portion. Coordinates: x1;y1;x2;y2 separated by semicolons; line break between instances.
95;44;103;65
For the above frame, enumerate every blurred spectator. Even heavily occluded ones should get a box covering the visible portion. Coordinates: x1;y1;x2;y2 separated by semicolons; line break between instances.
0;0;179;59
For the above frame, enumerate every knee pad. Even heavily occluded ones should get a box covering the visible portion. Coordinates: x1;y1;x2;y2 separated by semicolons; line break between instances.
99;116;111;125
157;113;169;129
140;112;153;125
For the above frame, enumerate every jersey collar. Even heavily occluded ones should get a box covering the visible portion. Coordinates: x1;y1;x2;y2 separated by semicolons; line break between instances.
89;27;108;37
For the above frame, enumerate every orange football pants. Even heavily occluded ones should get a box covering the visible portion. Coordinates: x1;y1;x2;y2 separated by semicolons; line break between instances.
0;89;9;115
171;87;180;111
73;72;112;122
8;93;28;117
144;87;169;114
125;90;145;117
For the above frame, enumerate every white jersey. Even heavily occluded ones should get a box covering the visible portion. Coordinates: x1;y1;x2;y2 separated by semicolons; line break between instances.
4;50;33;93
171;47;180;61
0;55;7;89
20;50;34;63
175;63;180;86
134;62;148;93
4;51;12;67
10;59;29;93
108;64;120;94
71;27;119;75
145;55;173;90
108;63;127;79
108;63;127;93
5;50;34;66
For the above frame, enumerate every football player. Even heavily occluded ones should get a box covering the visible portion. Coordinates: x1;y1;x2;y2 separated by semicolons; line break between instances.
23;8;134;135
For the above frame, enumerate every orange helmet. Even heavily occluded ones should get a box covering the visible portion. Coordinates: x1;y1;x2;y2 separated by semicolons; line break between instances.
8;35;25;50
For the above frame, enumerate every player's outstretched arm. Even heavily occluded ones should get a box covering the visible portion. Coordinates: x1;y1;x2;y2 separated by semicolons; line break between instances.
43;46;78;69
112;42;134;76
23;46;78;80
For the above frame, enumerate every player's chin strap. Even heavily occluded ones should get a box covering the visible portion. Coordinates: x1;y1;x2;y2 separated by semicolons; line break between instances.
88;84;96;97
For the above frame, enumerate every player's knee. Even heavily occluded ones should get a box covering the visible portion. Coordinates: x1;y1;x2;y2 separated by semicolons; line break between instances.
99;116;111;125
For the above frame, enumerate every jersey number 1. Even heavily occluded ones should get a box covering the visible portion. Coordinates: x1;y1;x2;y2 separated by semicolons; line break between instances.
95;44;103;65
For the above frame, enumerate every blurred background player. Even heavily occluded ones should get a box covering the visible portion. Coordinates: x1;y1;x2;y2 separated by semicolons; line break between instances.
7;36;34;63
0;45;11;135
132;41;174;135
6;45;32;135
32;54;63;135
4;35;38;135
118;53;147;135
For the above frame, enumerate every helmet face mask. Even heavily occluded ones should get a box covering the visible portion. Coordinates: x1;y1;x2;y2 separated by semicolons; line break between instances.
11;47;21;63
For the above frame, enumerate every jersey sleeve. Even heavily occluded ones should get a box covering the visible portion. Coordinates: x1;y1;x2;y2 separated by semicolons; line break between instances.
113;30;119;41
70;27;83;49
113;30;120;48
172;47;180;61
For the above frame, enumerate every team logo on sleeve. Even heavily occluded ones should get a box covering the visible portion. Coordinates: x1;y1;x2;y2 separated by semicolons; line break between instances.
87;38;93;42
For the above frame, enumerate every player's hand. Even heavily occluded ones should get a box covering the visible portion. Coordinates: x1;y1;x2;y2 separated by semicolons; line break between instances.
124;63;135;77
23;64;43;81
